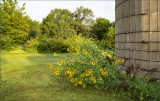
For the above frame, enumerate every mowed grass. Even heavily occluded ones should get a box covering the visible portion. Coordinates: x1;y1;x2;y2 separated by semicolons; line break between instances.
0;48;133;101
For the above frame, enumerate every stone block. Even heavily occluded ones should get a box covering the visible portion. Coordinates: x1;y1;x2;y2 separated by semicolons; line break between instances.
150;0;158;13
126;17;130;33
118;34;122;42
130;16;136;32
136;60;142;68
121;2;125;18
150;13;158;31
150;43;159;51
136;15;141;32
130;59;136;66
123;49;130;58
130;0;135;15
141;14;149;31
130;50;136;59
125;34;129;42
141;60;150;70
124;59;130;67
130;43;136;50
118;19;122;33
158;13;160;31
119;4;122;19
125;0;130;16
135;51;142;59
121;18;124;33
136;43;150;51
135;0;142;14
150;52;160;62
150;62;160;71
129;33;136;42
121;34;125;42
159;0;160;12
124;43;130;50
150;32;158;42
141;32;150;42
141;0;150;14
142;51;150;60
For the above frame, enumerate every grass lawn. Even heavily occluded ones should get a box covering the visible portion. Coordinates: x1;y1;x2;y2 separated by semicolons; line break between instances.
0;47;133;101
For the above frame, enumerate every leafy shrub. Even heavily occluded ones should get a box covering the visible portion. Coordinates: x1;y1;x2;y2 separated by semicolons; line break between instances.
46;37;160;101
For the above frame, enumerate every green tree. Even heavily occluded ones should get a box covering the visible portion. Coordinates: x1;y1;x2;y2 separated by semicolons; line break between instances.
91;18;111;41
28;19;41;39
73;6;94;35
101;26;115;49
42;8;76;39
0;0;29;49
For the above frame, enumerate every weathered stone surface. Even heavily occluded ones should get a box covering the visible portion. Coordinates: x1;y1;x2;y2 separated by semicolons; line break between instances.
141;0;149;14
141;14;149;31
150;32;158;42
150;13;158;31
150;0;158;13
115;0;160;77
158;13;160;31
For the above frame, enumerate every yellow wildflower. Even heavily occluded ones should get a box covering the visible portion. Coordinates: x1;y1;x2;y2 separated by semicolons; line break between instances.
92;62;96;65
54;72;57;76
76;51;79;53
85;78;88;81
89;54;92;57
56;71;59;75
102;72;105;75
69;74;72;78
71;78;74;82
83;49;85;51
93;80;96;83
85;51;88;54
84;41;87;44
53;53;57;56
83;85;86;88
89;70;92;73
67;48;69;52
100;68;103;72
81;74;84;77
74;83;77;86
104;71;108;74
64;71;67;75
95;58;98;60
50;64;53;67
58;62;62;66
98;49;101;52
79;81;82;84
91;77;95;80
99;77;103;80
86;72;89;76
102;52;106;56
121;59;125;63
54;68;56;70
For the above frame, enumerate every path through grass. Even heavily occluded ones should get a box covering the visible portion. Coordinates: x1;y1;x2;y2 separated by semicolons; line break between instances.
0;48;132;101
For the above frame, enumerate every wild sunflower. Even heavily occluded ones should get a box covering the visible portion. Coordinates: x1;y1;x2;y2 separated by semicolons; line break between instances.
98;49;101;52
91;77;95;80
56;71;59;75
71;78;74;82
53;53;57;56
121;59;125;63
74;83;77;86
83;49;85;51
83;85;86;88
99;77;103;80
89;70;92;73
93;80;96;83
102;52;106;56
85;78;88;81
81;74;84;77
79;81;82;84
92;62;96;65
58;62;62;66
100;68;103;72
89;54;92;57
50;64;53;67
67;48;69;52
102;72;105;75
86;72;89;76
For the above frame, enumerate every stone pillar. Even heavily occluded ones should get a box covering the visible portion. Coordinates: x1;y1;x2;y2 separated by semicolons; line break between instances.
115;0;160;77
